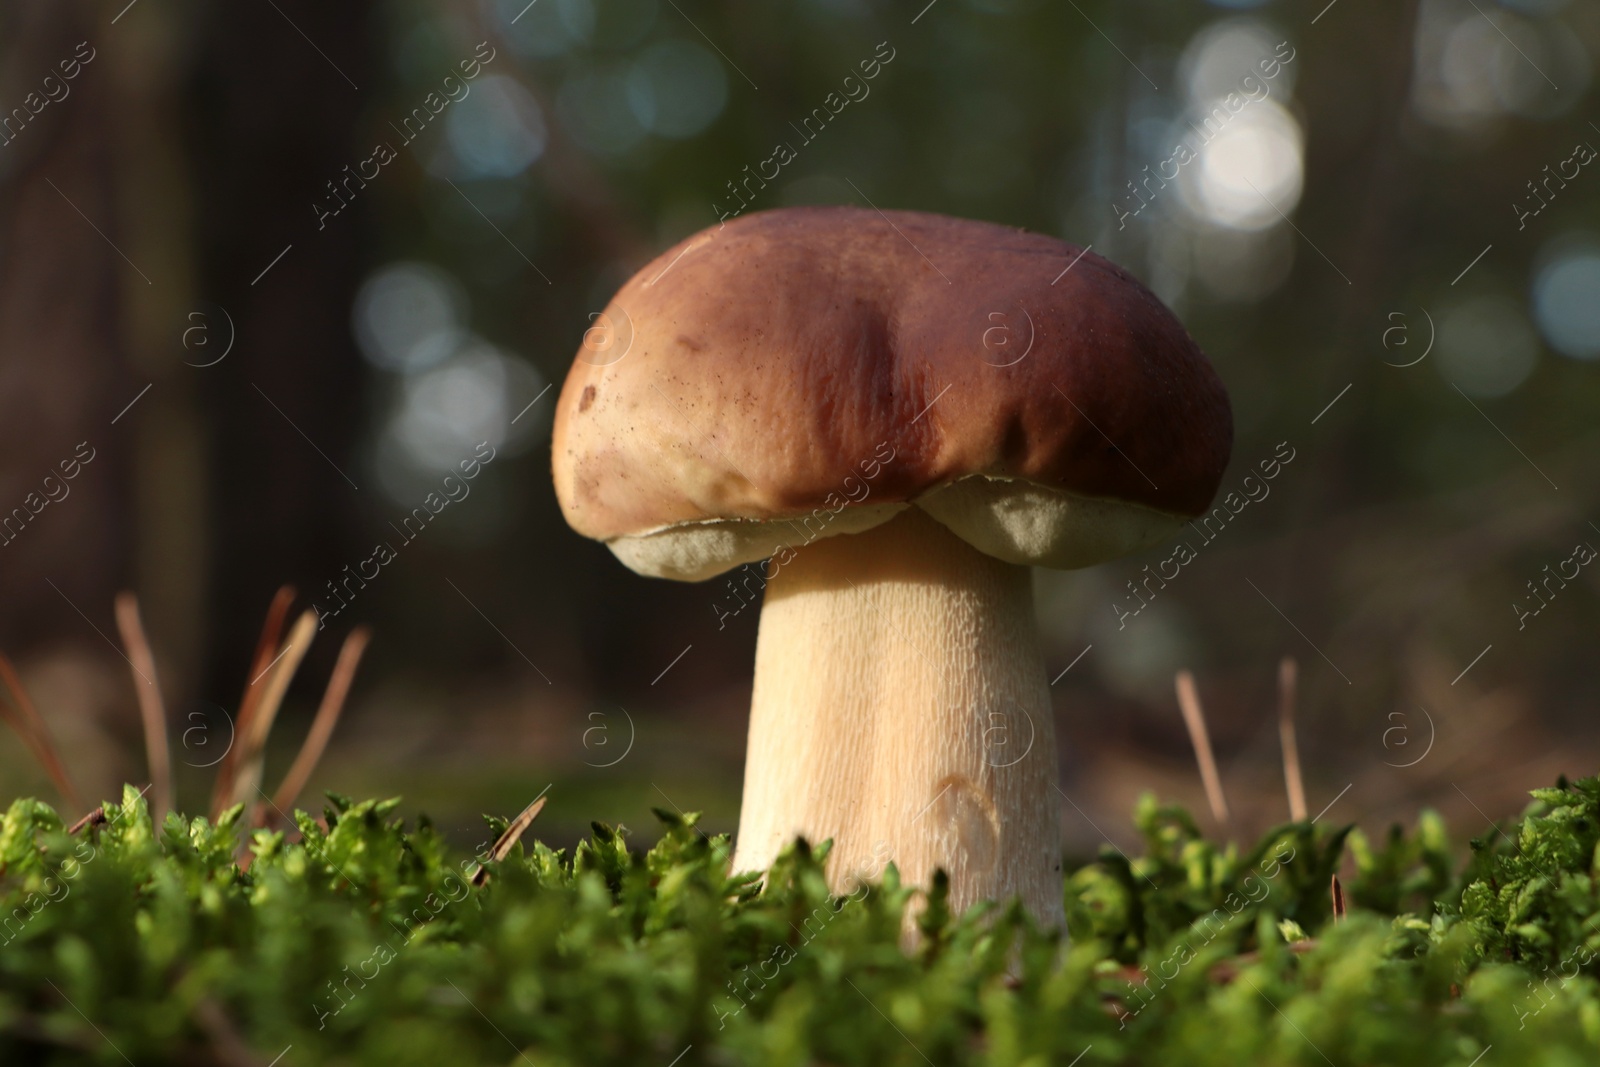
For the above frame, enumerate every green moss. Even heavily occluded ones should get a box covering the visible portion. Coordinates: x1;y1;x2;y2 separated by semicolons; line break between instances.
3;776;1600;1064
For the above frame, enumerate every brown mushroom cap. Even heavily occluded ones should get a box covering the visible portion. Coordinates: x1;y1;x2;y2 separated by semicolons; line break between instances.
552;206;1232;581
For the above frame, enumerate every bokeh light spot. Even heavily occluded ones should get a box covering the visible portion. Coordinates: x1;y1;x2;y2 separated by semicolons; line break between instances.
627;40;728;139
353;262;468;373
389;341;545;474
445;75;547;179
497;0;592;58
1180;100;1303;231
1436;295;1540;397
1532;243;1600;361
1180;18;1295;104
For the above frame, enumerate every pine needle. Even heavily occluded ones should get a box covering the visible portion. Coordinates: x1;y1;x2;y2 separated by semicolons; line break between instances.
1331;873;1346;922
471;795;548;886
114;593;172;822
1175;669;1230;827
228;610;318;810
212;586;295;819
67;783;151;834
269;626;371;819
0;652;80;810
66;806;109;835
1278;656;1307;822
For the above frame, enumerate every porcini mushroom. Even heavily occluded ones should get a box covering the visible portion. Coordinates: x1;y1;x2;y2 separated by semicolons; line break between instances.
551;206;1231;926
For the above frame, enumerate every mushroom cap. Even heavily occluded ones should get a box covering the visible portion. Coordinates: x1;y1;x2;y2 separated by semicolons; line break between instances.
552;206;1232;581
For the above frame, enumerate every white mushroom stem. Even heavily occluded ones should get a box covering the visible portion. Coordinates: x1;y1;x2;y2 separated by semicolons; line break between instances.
731;507;1065;927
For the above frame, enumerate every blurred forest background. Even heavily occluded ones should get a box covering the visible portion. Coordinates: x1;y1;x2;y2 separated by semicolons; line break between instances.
1;0;1598;860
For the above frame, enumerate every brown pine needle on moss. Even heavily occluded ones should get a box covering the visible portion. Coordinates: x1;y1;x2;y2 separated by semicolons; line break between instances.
114;593;172;822
269;626;371;819
472;795;548;886
1332;872;1347;922
66;805;108;835
68;783;151;834
213;586;296;819
0;653;80;810
229;610;318;810
1175;670;1230;827
1278;656;1307;822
